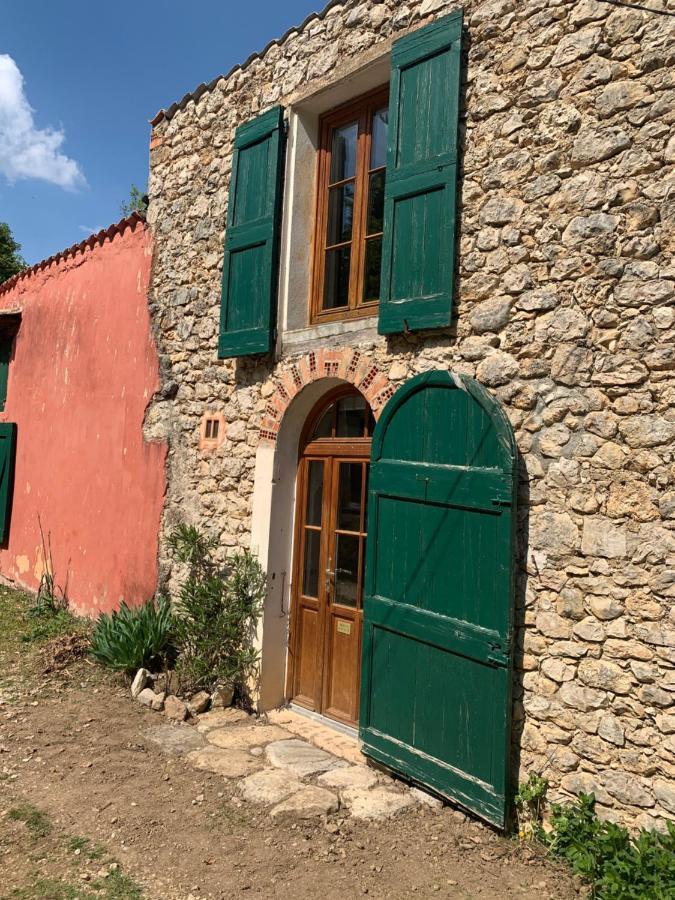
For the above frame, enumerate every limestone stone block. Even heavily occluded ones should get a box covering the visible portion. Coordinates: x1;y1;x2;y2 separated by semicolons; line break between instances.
581;519;627;559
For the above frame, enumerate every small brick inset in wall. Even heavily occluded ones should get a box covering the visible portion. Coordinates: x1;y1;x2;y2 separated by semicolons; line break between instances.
258;348;395;446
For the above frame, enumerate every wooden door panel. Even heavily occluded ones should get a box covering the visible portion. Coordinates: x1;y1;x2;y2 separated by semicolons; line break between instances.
289;403;371;728
294;602;321;708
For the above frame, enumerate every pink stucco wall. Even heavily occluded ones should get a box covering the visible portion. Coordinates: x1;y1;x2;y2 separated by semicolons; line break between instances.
0;218;167;615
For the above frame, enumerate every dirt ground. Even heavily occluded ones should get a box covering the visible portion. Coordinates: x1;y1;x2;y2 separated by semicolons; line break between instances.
0;592;581;900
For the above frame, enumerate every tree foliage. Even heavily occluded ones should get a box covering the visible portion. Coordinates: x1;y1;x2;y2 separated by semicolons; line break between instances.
120;185;148;217
0;222;27;284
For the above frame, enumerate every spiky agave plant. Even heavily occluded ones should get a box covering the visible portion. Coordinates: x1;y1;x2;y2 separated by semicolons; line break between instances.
89;597;174;673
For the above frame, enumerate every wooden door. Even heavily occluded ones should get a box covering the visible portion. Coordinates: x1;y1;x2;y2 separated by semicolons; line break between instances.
359;371;517;828
288;389;373;727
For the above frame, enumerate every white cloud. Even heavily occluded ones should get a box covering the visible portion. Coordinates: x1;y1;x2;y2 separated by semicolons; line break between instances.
78;224;103;236
0;54;85;190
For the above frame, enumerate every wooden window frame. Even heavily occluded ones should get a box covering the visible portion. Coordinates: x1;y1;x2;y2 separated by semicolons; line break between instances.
310;86;389;326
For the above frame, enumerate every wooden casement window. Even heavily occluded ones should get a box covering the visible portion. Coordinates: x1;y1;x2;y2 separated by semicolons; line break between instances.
311;88;389;323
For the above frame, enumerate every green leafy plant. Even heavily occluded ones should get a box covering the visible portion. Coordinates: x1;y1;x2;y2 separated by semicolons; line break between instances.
168;524;266;700
545;793;675;899
89;597;174;673
0;221;27;284
515;772;548;840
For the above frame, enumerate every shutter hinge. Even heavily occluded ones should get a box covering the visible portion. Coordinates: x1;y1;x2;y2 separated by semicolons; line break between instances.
491;497;511;509
486;641;509;667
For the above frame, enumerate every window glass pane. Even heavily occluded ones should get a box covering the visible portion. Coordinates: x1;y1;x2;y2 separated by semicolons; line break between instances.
305;460;324;526
334;534;359;608
338;462;363;532
366;410;375;438
330;121;358;183
362;238;383;303
302;529;321;598
336;395;366;437
366;171;385;235
323;247;351;310
370;107;388;169
311;406;334;440
326;182;355;246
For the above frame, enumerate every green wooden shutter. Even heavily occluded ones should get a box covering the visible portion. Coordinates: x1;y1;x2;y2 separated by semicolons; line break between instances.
0;335;12;411
0;422;16;543
378;11;463;335
218;106;285;359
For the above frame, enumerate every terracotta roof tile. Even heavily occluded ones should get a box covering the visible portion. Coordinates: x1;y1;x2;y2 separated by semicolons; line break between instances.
0;212;146;295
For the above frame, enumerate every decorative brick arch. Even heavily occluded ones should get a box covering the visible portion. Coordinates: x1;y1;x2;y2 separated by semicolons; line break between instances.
259;348;395;445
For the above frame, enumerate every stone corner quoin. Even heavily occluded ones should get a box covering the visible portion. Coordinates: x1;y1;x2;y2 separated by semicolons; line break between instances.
145;0;675;830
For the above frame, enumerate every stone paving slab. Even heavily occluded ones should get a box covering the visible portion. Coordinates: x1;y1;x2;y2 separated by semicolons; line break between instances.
265;738;348;777
194;708;250;733
317;764;380;790
206;724;290;750
268;709;363;764
270;785;340;819
239;768;304;805
186;746;262;778
145;724;206;755
341;785;417;820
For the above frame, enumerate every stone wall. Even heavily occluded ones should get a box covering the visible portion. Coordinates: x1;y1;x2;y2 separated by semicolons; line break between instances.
146;0;675;828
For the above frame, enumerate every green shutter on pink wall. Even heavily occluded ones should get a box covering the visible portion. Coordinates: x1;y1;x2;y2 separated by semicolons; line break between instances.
0;422;16;543
218;106;285;359
378;10;463;335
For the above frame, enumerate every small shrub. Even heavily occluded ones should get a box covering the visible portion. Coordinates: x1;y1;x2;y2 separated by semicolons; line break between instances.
169;524;266;699
515;772;548;840
545;793;675;899
89;597;174;674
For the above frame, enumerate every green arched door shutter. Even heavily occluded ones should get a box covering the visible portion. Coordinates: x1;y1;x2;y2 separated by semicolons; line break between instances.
218;106;285;359
378;11;463;335
359;372;517;828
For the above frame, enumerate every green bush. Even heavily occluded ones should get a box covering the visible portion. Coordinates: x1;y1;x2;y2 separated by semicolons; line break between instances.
545;793;675;899
168;524;266;699
89;598;174;673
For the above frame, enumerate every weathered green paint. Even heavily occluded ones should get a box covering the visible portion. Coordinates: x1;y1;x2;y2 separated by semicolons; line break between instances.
218;106;285;359
0;422;16;543
378;11;462;335
359;371;517;828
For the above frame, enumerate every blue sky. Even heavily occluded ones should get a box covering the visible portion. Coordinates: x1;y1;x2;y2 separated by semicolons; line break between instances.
1;0;320;265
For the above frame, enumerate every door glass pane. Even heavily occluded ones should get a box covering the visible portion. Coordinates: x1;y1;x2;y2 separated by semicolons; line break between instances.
362;237;382;303
330;121;358;182
305;460;324;526
302;529;321;598
336;395;366;437
323;247;350;309
334;534;359;608
326;182;355;245
366;171;385;235
370;107;388;169
338;462;363;532
311;406;334;440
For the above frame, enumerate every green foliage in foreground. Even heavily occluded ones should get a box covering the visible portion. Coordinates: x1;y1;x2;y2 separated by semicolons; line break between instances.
89;598;174;674
545;792;675;899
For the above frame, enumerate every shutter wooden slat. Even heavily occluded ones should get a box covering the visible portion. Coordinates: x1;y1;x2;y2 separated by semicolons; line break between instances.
0;422;16;543
218;106;285;359
378;11;463;335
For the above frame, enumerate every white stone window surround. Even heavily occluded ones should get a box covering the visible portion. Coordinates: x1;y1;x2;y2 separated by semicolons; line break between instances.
276;52;391;356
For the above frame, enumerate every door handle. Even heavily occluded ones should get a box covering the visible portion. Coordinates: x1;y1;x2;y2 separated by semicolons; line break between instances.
325;568;334;596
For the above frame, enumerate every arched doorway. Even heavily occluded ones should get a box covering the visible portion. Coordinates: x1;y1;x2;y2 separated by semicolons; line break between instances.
287;386;374;727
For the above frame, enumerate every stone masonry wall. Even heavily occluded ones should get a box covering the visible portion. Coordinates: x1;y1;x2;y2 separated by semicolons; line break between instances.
146;0;675;828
